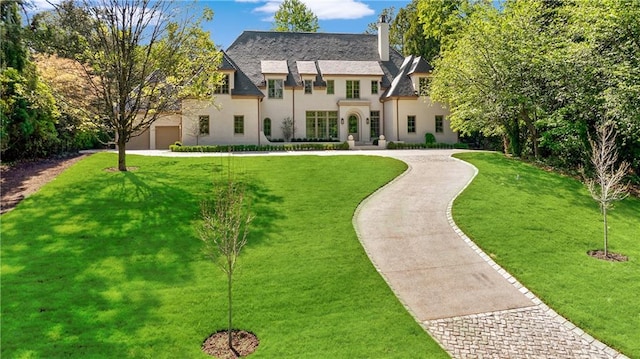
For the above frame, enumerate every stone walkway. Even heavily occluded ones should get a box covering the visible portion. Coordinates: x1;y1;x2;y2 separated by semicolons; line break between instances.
353;150;629;359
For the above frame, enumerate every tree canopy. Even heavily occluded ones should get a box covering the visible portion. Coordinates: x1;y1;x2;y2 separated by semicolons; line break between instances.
426;0;639;178
272;0;319;32
38;0;223;171
1;1;69;161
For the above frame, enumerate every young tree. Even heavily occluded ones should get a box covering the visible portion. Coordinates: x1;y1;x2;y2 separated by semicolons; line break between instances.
199;176;254;352
48;0;222;171
272;0;319;32
585;123;630;257
281;117;294;142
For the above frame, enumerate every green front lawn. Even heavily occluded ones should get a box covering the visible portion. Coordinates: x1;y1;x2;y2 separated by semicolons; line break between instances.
452;152;640;358
1;153;449;358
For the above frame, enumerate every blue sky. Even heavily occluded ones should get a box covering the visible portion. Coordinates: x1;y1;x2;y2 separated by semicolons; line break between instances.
31;0;411;50
199;0;411;49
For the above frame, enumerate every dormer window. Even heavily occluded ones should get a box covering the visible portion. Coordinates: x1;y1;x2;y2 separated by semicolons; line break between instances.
268;79;283;99
214;74;230;94
304;79;313;94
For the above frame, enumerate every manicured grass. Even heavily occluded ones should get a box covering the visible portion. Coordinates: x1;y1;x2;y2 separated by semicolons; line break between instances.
452;152;640;358
1;153;449;358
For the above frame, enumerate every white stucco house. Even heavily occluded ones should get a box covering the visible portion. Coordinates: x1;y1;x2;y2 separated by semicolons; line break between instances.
128;17;456;150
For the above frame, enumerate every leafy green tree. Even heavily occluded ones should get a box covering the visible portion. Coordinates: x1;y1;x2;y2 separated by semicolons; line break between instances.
1;0;61;160
565;0;640;175
0;0;26;71
272;0;319;32
430;1;560;157
417;0;471;54
47;0;223;171
399;1;439;61
367;2;439;61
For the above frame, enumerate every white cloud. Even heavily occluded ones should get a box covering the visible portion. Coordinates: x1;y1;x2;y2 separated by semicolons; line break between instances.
249;0;374;21
30;0;62;12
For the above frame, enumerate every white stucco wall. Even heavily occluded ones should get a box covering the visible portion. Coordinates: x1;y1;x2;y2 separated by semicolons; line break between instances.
179;76;456;146
382;97;456;144
182;96;260;146
261;76;385;142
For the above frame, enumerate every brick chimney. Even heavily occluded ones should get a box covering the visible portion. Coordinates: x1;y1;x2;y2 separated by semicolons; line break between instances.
377;14;389;61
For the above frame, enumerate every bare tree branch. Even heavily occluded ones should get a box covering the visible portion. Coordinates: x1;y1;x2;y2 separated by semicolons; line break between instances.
585;123;630;256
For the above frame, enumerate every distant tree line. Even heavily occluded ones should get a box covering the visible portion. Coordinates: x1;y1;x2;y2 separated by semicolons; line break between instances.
1;0;105;162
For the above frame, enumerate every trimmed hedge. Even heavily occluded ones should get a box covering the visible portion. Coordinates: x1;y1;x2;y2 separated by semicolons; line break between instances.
170;142;350;153
387;142;470;150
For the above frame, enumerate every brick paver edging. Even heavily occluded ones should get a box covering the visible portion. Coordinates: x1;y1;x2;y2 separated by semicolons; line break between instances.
446;157;629;359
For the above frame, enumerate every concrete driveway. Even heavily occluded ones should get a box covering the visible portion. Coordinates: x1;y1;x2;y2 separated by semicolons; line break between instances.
124;148;627;358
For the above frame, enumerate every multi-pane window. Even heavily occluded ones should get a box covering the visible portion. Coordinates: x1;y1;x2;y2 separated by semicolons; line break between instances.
198;115;210;135
306;111;339;139
263;118;271;137
346;80;360;99
234;115;244;134
407;115;416;133
304;79;312;94
370;111;380;138
419;77;430;96
268;79;283;99
435;115;444;133
326;80;334;94
214;74;229;94
371;80;378;94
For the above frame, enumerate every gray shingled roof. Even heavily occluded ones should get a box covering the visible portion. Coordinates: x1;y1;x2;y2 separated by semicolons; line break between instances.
220;52;237;71
220;51;264;97
225;31;424;98
382;55;432;99
407;56;433;75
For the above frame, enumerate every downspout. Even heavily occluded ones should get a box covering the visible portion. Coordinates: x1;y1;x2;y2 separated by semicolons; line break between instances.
292;86;295;139
380;98;384;139
396;98;400;141
257;97;261;146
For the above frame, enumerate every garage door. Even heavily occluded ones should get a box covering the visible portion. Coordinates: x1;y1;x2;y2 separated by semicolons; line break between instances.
155;126;180;149
127;129;150;150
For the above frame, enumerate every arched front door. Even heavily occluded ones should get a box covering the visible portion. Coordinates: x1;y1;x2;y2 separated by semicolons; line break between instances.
348;114;359;141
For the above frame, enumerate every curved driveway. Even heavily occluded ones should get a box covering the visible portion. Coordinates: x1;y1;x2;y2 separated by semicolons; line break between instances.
353;150;627;359
126;149;627;358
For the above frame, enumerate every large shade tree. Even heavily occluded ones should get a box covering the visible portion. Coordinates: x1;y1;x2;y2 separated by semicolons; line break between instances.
429;1;562;157
47;0;222;171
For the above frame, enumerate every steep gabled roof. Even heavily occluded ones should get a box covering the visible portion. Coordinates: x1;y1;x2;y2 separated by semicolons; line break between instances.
220;50;263;97
224;31;434;99
382;55;432;99
407;56;433;75
225;31;408;92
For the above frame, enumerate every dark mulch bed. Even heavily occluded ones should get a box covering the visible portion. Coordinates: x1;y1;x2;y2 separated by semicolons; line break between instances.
1;153;89;214
587;250;628;262
202;330;259;358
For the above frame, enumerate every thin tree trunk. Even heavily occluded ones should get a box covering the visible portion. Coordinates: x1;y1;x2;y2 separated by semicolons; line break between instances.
603;206;608;256
227;269;233;350
117;137;127;171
